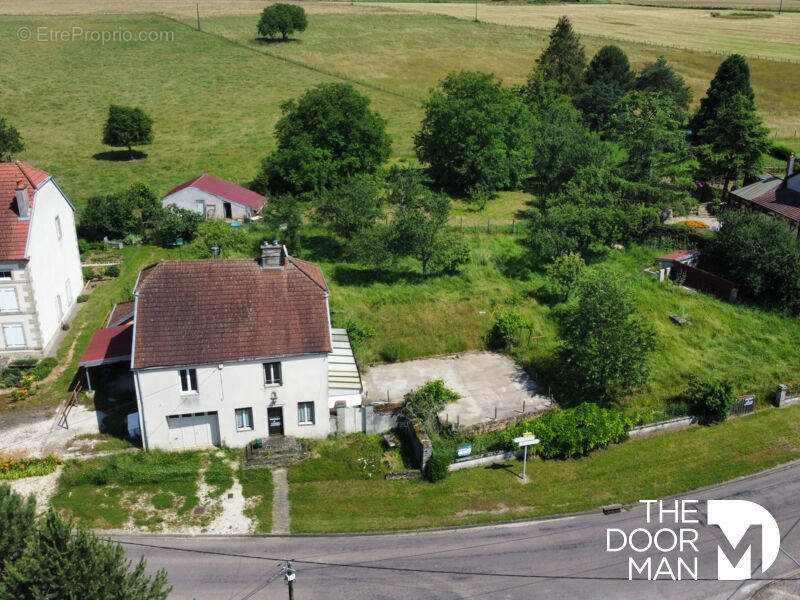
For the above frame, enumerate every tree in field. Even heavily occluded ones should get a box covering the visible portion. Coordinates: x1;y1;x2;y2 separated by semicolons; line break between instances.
528;99;613;195
254;83;391;195
260;193;303;252
316;175;384;241
257;3;307;40
610;91;696;187
574;45;635;130
383;167;469;276
102;105;153;160
584;45;635;91
689;54;754;144
0;487;170;600
703;209;800;313
555;274;656;405
414;71;533;194
0;118;24;161
695;93;770;192
635;56;692;116
684;376;736;425
535;16;586;96
545;251;586;301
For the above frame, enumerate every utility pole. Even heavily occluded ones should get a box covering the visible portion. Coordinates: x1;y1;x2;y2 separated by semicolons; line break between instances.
196;3;201;30
474;0;478;22
282;559;296;600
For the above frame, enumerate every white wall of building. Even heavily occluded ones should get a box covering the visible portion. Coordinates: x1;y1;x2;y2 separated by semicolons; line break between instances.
134;354;330;450
0;261;41;355
162;188;254;220
26;179;83;354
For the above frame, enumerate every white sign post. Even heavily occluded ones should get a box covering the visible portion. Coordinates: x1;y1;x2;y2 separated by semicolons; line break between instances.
513;431;540;481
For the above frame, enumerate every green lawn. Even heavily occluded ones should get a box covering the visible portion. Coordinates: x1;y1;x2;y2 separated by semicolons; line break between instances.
239;466;274;533
289;404;800;532
52;450;206;530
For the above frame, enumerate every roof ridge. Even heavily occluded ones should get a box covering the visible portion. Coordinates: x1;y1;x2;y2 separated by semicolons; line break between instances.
287;256;328;292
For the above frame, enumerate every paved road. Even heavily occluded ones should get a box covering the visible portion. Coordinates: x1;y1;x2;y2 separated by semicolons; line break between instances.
118;460;800;600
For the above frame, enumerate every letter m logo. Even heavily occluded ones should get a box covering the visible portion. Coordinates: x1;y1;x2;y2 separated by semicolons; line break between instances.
707;500;780;580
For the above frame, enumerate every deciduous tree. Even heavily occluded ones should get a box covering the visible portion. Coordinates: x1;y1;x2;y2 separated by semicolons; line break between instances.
415;71;533;193
102;105;153;160
0;118;24;162
257;3;307;40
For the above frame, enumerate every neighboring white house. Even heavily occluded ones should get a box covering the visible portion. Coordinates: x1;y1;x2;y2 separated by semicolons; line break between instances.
79;243;363;451
161;173;267;220
0;162;83;358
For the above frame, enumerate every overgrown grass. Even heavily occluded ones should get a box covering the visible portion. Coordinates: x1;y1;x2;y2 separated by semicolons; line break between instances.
289;434;388;483
239;467;274;533
52;450;203;528
204;453;235;497
290;404;800;532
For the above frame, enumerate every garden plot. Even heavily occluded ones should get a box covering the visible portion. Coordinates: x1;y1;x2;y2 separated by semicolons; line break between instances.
362;351;553;428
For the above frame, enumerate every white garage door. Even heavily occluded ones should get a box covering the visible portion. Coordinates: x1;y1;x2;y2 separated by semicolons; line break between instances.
167;411;220;450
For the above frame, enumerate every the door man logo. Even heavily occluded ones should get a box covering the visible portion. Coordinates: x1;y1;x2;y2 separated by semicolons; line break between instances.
708;500;780;580
607;499;780;581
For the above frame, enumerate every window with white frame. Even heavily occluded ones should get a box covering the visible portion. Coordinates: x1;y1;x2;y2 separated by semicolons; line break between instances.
298;402;315;425
0;271;11;280
179;368;198;393
2;324;25;348
263;362;282;385
0;288;19;313
65;279;73;304
54;215;62;240
235;407;253;430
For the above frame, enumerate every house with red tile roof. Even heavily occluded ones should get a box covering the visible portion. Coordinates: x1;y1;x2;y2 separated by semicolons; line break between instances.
0;162;83;357
78;242;363;450
161;173;267;220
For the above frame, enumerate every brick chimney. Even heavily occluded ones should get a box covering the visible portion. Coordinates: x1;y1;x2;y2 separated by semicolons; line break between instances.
260;240;285;268
15;180;30;220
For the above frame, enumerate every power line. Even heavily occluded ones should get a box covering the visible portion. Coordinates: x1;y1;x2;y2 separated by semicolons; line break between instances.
118;539;800;582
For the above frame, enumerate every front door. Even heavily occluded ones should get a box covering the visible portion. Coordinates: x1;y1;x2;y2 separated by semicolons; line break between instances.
267;406;284;436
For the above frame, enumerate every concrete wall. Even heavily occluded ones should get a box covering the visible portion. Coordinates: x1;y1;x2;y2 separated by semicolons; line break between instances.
135;354;330;450
449;450;522;472
627;416;698;438
0;180;82;357
401;419;432;471
163;188;254;220
333;404;399;434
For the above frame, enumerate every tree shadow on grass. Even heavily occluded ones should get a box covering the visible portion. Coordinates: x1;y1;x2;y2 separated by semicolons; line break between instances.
253;37;302;45
331;264;424;287
93;150;147;162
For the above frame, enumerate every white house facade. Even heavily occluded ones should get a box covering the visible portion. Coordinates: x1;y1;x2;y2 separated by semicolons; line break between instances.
161;174;267;221
0;163;83;358
84;244;337;451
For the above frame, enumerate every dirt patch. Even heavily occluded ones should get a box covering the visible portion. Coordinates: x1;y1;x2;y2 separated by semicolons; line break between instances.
6;466;63;514
456;503;531;517
1;405;104;457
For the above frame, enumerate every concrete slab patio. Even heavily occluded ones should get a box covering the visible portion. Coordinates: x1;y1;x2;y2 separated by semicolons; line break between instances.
362;351;553;428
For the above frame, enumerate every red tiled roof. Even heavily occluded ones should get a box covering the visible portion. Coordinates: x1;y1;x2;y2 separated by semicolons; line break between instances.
0;162;51;260
731;175;800;222
163;174;266;211
79;324;133;367
657;250;698;261
107;300;135;327
132;258;331;370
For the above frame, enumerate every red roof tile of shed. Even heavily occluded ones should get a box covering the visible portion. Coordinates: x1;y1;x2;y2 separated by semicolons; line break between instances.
0;162;51;260
132;257;330;369
163;174;266;211
79;324;133;367
657;250;698;261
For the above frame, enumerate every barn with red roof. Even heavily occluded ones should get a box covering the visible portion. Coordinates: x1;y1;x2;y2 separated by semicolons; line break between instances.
161;173;267;220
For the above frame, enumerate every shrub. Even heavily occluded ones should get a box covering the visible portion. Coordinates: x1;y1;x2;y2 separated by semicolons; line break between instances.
343;319;375;351
684;376;736;424
0;456;61;480
61;323;70;331
104;265;120;278
501;403;631;459
78;239;90;255
82;267;97;281
0;367;22;388
403;380;460;431
545;252;586;300
77;294;89;303
486;308;531;351
424;452;450;483
30;358;57;381
11;389;29;402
